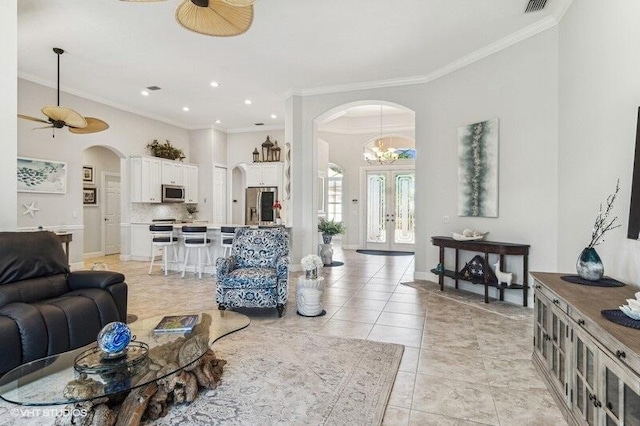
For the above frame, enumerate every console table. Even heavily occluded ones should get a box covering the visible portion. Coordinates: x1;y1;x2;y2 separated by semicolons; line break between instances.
431;236;530;306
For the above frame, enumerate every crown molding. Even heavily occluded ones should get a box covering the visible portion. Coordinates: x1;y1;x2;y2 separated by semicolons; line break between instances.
226;124;285;134
286;14;562;99
291;76;428;98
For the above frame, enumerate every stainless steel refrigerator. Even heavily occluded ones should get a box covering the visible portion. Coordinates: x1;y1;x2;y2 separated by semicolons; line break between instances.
245;187;278;225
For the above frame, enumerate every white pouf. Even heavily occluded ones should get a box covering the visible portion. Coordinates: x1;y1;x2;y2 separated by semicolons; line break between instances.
296;276;325;316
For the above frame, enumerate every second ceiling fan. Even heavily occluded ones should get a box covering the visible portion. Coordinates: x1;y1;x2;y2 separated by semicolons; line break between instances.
18;48;109;136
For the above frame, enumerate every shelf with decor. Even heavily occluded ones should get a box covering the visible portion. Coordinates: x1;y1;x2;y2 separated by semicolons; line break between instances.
431;236;530;306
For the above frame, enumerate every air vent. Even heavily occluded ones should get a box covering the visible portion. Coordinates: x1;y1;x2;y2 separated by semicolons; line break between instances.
146;86;162;91
525;0;547;12
254;122;264;126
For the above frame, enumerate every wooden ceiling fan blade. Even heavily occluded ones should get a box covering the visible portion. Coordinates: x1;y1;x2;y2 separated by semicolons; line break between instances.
176;0;253;37
42;106;87;129
32;125;55;130
18;114;50;124
69;117;109;134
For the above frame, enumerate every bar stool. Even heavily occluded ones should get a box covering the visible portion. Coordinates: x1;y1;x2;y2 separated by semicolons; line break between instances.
148;225;179;276
181;225;213;279
220;226;240;257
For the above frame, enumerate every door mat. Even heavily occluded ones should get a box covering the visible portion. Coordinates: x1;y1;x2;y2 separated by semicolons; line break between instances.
323;261;344;267
356;249;414;256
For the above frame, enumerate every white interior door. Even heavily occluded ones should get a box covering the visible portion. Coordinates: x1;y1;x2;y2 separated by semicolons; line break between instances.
365;169;415;251
103;173;121;255
213;166;227;224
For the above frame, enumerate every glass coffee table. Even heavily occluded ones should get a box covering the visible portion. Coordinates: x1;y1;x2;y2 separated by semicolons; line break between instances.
0;310;249;406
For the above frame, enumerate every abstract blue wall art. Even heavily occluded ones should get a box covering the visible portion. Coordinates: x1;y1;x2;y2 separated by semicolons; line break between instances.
457;119;499;217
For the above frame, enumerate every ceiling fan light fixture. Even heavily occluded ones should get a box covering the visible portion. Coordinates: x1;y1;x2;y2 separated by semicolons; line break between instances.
41;106;87;129
176;0;253;37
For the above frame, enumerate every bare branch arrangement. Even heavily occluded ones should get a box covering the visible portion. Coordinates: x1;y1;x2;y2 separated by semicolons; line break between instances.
587;179;621;248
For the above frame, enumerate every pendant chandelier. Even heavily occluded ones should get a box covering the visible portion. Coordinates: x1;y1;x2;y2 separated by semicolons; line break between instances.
364;106;400;165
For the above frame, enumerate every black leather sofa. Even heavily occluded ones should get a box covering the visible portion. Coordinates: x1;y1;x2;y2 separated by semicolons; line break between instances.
0;231;127;375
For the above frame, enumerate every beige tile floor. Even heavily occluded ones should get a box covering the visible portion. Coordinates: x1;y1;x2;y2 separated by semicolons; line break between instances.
87;247;566;425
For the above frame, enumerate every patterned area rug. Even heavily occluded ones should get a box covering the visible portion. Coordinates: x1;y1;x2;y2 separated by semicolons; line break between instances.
154;325;403;425
0;326;403;425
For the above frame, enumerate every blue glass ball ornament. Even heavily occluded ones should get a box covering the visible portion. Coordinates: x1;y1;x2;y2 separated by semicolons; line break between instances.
97;322;132;355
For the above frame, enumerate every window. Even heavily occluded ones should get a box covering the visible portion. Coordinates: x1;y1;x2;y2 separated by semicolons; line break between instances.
327;165;343;222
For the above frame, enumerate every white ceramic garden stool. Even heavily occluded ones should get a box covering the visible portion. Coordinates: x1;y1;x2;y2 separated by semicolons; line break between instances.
296;276;326;317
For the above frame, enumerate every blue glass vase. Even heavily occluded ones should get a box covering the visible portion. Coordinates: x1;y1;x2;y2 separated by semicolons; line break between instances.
576;247;604;281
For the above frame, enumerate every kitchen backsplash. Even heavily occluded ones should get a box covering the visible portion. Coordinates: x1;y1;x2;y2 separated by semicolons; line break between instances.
130;204;192;223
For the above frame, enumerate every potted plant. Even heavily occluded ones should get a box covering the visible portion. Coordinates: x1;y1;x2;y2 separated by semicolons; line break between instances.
186;205;198;221
147;139;186;161
318;218;345;244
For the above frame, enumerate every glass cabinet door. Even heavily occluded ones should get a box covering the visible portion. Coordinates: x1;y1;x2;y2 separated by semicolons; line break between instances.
550;308;568;398
573;331;598;425
534;294;550;363
600;352;640;426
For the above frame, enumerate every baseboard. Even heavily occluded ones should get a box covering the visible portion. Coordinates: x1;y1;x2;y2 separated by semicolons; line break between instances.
414;270;429;280
341;244;360;250
120;254;131;261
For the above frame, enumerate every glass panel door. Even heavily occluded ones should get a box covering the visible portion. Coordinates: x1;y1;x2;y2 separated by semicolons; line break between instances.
365;169;415;251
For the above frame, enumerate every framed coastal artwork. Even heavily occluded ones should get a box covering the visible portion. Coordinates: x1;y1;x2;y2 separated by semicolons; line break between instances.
457;118;499;217
83;165;95;184
83;187;98;206
17;157;67;194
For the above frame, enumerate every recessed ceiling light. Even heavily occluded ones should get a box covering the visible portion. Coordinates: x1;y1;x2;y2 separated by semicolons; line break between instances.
210;81;220;88
215;119;222;124
270;114;277;119
244;99;252;105
182;107;190;112
141;90;149;96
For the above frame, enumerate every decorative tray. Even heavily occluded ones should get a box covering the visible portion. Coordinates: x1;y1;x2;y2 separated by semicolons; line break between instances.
452;233;486;241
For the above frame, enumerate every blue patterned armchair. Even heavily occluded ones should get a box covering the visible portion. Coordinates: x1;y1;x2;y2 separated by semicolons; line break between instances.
215;227;290;317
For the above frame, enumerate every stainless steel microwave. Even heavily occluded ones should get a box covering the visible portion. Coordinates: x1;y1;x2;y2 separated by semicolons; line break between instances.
161;184;185;203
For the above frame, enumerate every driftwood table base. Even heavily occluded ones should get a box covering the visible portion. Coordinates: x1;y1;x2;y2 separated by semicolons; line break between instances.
55;339;226;426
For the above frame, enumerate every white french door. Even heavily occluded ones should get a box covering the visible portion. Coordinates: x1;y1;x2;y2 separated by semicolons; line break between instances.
364;169;415;251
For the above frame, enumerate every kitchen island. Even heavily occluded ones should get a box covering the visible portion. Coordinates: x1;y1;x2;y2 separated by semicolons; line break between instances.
129;222;288;276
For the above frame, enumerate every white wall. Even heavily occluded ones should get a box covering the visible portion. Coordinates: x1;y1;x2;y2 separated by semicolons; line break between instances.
558;1;640;284
189;128;227;222
18;79;189;264
0;1;17;231
291;28;559;304
83;146;120;254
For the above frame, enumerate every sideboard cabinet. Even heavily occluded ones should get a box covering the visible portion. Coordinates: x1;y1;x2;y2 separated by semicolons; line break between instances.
532;272;640;425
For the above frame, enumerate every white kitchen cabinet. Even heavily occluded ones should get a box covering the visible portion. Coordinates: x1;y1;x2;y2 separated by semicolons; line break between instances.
130;157;161;203
161;161;183;185
183;164;199;204
247;163;282;187
532;273;640;426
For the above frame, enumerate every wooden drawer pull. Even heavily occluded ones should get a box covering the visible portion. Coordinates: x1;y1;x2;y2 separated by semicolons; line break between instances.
577;319;585;326
616;350;626;359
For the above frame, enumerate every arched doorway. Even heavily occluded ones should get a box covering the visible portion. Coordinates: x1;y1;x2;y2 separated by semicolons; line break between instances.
82;145;123;257
314;101;416;252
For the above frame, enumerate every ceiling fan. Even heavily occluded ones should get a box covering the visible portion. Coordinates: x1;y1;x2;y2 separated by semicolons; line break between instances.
120;0;255;37
18;48;109;136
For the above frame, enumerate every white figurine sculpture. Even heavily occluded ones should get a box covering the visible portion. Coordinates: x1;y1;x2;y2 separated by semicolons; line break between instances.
493;260;513;288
